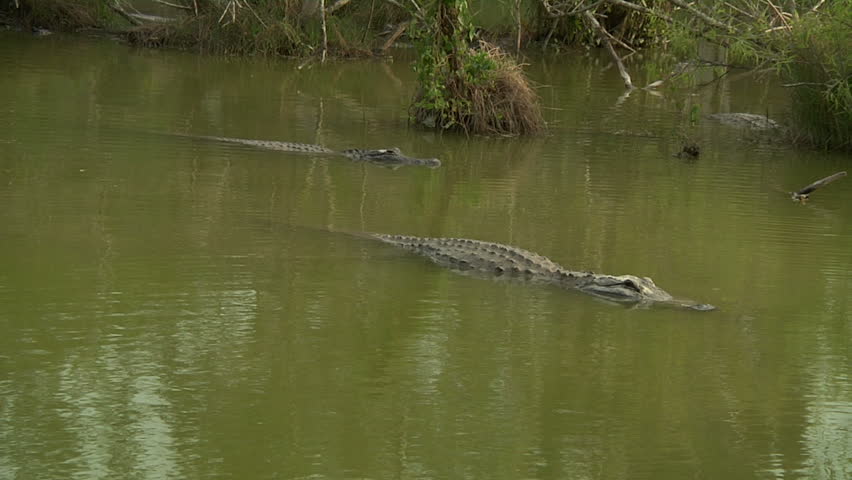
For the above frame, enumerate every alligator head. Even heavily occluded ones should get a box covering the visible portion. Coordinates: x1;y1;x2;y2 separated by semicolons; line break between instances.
342;148;441;168
578;274;715;311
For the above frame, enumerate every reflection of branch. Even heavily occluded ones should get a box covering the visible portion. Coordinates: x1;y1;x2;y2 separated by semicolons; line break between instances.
695;67;731;89
380;62;404;90
583;11;633;89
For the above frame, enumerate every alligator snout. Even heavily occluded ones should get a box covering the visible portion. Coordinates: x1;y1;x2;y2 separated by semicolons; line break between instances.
349;147;441;167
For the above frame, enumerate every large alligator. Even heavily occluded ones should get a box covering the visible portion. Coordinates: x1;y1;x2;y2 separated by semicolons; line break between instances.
366;233;716;311
185;134;441;168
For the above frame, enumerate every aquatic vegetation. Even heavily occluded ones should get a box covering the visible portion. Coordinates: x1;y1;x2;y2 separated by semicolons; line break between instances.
779;1;851;150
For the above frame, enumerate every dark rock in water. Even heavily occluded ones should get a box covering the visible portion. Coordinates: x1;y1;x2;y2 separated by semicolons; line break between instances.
676;142;700;159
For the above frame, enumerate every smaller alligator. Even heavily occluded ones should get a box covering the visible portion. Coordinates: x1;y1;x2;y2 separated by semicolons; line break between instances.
184;134;441;168
365;233;715;311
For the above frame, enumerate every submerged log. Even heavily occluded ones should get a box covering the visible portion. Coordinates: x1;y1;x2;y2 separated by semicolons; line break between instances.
791;171;847;200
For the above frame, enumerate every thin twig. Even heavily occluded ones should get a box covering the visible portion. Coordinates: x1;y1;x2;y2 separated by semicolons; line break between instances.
327;0;352;14
601;22;637;53
541;0;606;18
384;0;424;21
667;0;734;32
764;0;791;31
217;1;230;24
782;81;829;87
362;0;376;44
723;1;756;20
241;0;268;28
543;17;558;50
515;0;522;53
407;0;424;17
320;0;329;63
153;0;191;10
607;0;674;23
379;21;409;53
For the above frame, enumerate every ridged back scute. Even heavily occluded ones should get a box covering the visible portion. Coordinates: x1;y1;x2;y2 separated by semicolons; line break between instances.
372;234;573;279
202;135;335;153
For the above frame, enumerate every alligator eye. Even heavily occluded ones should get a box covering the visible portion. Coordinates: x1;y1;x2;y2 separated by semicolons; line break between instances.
622;279;641;292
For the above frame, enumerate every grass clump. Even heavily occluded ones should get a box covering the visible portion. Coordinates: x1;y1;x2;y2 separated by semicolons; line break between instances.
4;0;107;31
126;1;311;57
780;2;851;150
125;0;405;57
410;0;543;136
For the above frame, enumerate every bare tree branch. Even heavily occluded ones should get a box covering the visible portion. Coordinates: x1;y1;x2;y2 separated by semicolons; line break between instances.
321;0;328;63
153;0;191;10
723;1;757;20
667;0;734;32
108;1;142;26
607;0;673;23
384;0;425;22
540;0;605;18
583;10;633;89
764;0;792;31
379;21;409;54
326;0;351;15
242;0;268;28
792;171;847;200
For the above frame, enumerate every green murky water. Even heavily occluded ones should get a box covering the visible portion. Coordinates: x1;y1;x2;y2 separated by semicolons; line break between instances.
1;31;849;480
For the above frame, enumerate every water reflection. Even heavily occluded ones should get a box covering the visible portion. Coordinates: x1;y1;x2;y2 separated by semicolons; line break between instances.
0;30;850;480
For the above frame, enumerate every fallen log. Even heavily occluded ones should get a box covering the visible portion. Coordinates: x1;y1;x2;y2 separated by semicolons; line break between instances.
791;171;847;201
